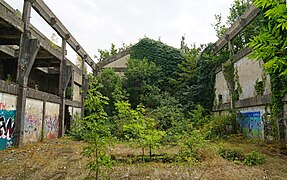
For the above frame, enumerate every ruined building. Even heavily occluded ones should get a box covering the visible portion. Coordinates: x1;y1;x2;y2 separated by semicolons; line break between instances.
0;0;98;150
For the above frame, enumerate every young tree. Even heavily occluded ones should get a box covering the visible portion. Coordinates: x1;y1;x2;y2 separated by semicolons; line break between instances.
80;77;114;179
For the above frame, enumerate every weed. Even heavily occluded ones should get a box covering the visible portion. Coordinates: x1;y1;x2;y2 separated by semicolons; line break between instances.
243;151;265;166
218;147;245;162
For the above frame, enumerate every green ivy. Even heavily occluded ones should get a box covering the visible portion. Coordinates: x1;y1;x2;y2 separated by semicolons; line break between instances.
254;71;267;96
249;0;287;140
130;37;185;94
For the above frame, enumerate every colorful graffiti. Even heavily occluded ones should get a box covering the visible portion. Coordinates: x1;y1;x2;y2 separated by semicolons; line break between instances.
24;115;42;143
24;99;43;143
45;115;59;139
0;109;16;150
237;111;263;138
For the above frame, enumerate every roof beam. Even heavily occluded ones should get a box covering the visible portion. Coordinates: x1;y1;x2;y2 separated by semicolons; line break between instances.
31;0;97;70
214;5;260;53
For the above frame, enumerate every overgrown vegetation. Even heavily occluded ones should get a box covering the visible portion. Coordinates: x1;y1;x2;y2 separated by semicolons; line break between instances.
249;0;287;140
67;0;287;178
219;147;265;166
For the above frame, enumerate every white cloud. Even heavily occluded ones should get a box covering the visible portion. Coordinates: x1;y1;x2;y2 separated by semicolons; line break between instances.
7;0;234;64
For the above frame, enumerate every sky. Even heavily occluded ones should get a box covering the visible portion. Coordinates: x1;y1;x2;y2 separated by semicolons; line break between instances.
7;0;234;65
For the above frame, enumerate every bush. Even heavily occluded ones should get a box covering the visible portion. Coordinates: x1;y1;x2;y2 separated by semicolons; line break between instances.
219;148;265;166
179;130;207;160
218;147;245;161
204;113;239;139
243;151;265;166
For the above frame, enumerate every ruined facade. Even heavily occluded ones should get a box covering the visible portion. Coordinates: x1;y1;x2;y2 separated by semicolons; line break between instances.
212;6;287;140
0;0;97;150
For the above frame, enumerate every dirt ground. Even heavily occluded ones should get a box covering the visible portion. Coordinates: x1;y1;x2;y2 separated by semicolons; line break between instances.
0;137;287;180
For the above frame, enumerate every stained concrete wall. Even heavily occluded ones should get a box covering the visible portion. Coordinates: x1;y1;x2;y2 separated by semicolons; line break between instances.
0;92;16;150
234;57;271;100
45;102;59;139
104;54;129;68
74;72;82;86
73;84;81;102
214;57;271;106
24;98;43;143
215;70;230;104
213;54;273;139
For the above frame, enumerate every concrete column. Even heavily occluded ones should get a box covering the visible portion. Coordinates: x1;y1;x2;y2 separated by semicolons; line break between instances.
41;100;46;142
58;39;72;137
14;0;39;147
81;56;87;118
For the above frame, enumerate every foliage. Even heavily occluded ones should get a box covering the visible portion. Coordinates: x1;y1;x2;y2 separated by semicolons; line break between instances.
76;77;114;179
151;94;185;131
115;101;166;158
254;72;267;96
49;33;60;50
219;147;265;166
243;151;265;166
204;113;239;140
130;37;185;94
65;85;72;99
175;37;202;113
123;58;162;108
96;43;118;61
194;44;217;111
218;147;245;161
96;68;125;116
178;130;207;162
96;43;132;61
113;101;141;138
249;0;287;140
222;59;242;105
213;0;260;54
189;105;210;129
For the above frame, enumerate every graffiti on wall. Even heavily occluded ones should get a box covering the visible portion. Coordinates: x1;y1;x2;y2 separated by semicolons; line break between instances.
45;101;59;139
237;111;263;138
45;115;59;139
0;109;16;150
24;99;43;143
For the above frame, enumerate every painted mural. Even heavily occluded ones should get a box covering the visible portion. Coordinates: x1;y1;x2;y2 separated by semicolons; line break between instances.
0;93;17;150
237;111;263;138
45;102;59;139
24;98;43;143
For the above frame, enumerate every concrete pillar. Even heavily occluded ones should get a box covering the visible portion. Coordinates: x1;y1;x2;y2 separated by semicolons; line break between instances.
58;38;66;137
41;100;46;142
58;39;72;137
14;0;39;147
81;57;87;118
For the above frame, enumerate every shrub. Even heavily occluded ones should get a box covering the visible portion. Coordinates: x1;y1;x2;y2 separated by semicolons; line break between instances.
204;113;239;139
179;130;207;160
218;147;245;161
243;151;265;166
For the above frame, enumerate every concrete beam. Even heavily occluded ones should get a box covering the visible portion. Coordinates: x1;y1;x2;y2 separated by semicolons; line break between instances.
212;95;271;112
31;0;97;70
0;1;62;60
0;45;18;57
214;5;260;53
